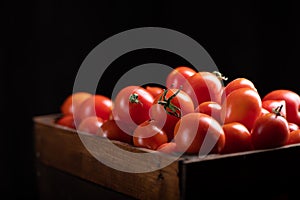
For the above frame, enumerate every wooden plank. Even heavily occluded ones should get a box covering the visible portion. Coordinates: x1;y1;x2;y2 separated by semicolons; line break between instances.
36;161;136;200
34;114;181;200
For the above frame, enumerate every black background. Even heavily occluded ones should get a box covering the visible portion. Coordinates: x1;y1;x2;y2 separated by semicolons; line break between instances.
1;1;300;199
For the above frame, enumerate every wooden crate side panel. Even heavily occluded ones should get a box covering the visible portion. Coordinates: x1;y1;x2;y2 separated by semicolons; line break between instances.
34;121;180;200
180;147;300;199
36;162;136;200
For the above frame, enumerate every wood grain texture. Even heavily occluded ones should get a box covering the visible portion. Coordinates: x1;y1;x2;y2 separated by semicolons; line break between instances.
34;114;181;200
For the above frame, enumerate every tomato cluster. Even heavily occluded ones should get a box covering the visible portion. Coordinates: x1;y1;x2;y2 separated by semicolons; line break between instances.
56;92;113;135
56;66;300;156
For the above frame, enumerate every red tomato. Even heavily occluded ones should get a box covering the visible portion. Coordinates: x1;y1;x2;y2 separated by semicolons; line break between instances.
221;78;257;103
166;66;197;89
150;88;194;141
288;122;299;132
145;85;164;99
56;115;76;129
74;94;113;125
195;101;222;124
98;119;133;144
221;87;262;131
174;113;225;154
262;89;300;126
77;116;104;135
262;100;286;118
133;120;168;150
260;108;270;116
251;105;289;150
221;122;253;154
60;92;92;116
157;142;178;154
286;130;300;145
182;71;224;107
112;85;154;126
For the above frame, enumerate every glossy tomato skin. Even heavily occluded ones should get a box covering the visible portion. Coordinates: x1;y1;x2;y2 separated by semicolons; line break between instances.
112;85;138;122
98;119;133;144
112;86;154;126
74;94;113;125
166;66;196;89
221;87;262;131
174;113;225;154
221;78;257;103
133;120;168;150
56;115;76;129
77;116;104;135
128;88;154;125
195;101;222;124
60;92;92;116
157;142;178;154
260;108;270;116
251;112;289;150
150;88;194;141
262;100;286;118
182;71;223;107
221;122;253;154
145;85;164;99
262;89;300;126
286;130;300;145
288;122;299;132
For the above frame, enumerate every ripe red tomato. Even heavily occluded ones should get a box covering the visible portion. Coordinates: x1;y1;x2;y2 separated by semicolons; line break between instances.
174;113;225;154
56;115;76;129
260;108;270;116
221;87;262;131
165;66;197;89
251;105;290;150
286;130;300;145
195;101;222;124
133;120;168;150
262;99;286;118
288;122;299;132
112;85;154;126
74;94;113;125
262;89;300;126
77;116;104;135
221;77;257;103
150;88;194;141
221;122;253;154
98;119;133;144
145;85;164;99
181;71;224;107
157;142;178;154
60;92;92;116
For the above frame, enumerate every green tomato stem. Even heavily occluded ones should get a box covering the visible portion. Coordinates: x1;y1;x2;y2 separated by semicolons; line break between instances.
129;93;143;106
272;104;284;117
157;88;182;118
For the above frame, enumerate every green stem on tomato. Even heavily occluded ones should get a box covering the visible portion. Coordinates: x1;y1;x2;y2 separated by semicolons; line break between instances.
129;93;143;106
272;104;284;117
212;71;228;81
157;88;182;118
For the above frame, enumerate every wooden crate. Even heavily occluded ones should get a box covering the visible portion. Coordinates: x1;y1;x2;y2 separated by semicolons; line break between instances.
34;114;300;200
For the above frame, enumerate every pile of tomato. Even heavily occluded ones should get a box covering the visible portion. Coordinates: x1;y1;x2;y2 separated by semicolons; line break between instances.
56;66;300;155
